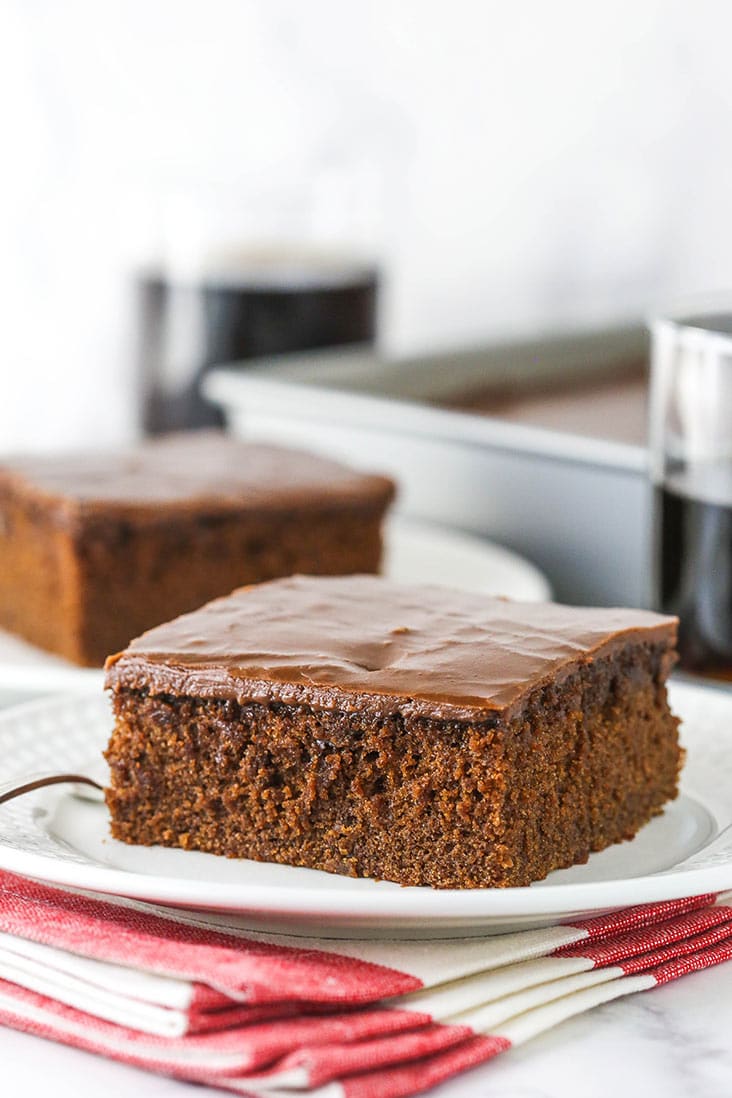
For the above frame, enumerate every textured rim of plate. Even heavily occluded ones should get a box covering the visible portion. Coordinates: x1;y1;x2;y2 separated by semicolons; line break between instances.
0;682;729;924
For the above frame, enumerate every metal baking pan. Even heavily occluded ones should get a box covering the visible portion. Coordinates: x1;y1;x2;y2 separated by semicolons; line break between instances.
204;326;651;607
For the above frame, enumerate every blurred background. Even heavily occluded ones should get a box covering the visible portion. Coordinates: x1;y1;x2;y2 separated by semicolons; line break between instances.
3;0;732;613
2;0;732;448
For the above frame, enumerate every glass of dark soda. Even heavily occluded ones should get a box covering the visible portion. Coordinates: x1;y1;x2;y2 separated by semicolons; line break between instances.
133;175;383;434
651;305;732;677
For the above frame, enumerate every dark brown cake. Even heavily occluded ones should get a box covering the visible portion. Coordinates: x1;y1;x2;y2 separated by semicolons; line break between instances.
104;575;682;889
0;434;394;666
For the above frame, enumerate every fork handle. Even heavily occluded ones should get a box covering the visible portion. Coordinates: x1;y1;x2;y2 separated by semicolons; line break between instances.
0;773;103;806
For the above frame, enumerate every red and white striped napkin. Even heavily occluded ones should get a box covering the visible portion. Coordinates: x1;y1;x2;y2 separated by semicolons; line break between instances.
0;870;729;1097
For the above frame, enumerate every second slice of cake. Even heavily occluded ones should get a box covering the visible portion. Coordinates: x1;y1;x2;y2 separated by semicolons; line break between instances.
0;433;394;666
104;575;682;888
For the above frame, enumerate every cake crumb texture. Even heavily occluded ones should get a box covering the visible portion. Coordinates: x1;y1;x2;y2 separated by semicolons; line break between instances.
105;640;681;888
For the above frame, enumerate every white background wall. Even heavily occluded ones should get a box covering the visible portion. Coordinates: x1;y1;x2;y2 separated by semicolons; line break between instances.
2;0;732;451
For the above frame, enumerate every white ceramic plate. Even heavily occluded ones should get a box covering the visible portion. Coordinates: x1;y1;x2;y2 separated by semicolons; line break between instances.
0;517;550;698
0;681;729;937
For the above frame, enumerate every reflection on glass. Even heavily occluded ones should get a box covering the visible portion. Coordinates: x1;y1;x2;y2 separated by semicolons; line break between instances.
651;307;732;676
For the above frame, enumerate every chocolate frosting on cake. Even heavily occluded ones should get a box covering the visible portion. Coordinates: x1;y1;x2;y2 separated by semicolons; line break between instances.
105;575;677;720
0;432;393;517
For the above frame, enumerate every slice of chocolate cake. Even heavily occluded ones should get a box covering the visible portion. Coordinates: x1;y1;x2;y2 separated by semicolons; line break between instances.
0;433;394;666
104;575;681;889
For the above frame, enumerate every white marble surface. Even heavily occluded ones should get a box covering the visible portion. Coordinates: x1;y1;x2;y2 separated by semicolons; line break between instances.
0;962;730;1097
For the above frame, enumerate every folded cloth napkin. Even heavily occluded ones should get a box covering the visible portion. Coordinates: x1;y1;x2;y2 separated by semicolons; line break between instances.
0;870;729;1097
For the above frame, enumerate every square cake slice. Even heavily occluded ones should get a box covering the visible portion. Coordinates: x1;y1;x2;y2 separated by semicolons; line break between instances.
104;575;681;888
0;433;394;666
